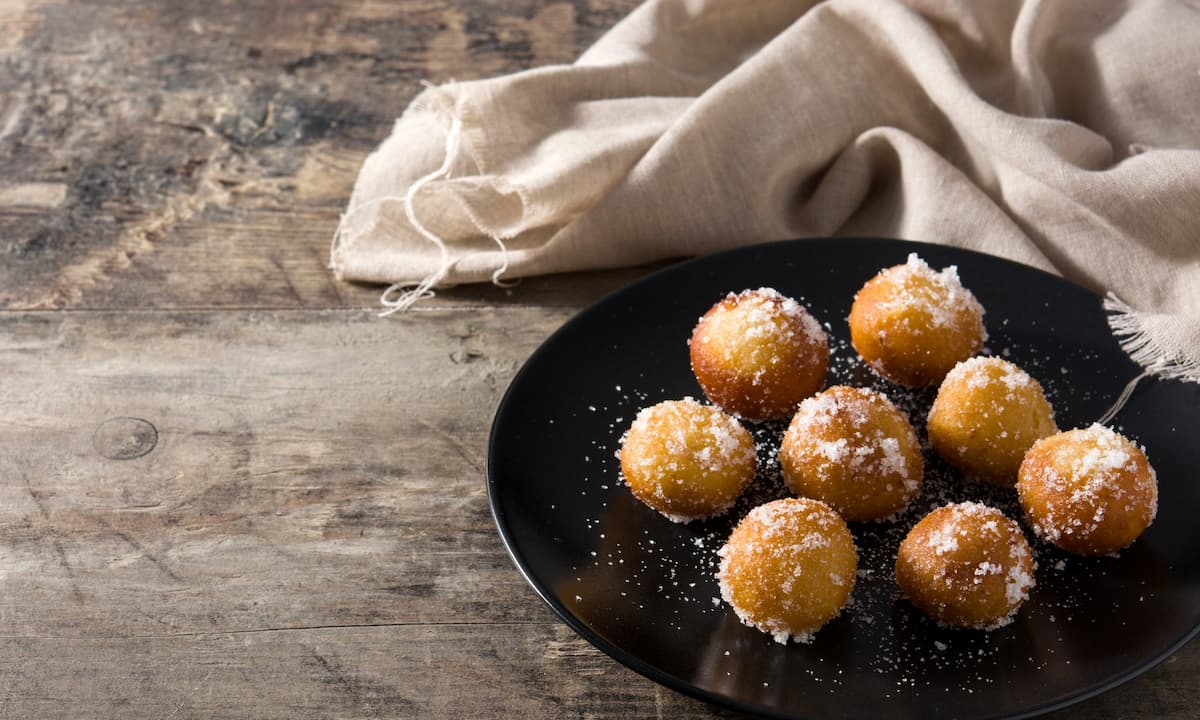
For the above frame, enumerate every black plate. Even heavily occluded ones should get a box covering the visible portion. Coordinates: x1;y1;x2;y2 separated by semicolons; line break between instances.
486;238;1200;720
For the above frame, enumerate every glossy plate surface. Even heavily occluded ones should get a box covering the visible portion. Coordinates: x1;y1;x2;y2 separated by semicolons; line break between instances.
487;238;1200;720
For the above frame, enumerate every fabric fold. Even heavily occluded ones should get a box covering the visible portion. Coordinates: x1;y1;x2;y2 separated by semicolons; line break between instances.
332;0;1199;380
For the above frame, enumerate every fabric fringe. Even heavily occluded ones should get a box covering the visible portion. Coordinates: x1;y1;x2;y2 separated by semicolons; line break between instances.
1103;293;1200;382
1097;292;1200;423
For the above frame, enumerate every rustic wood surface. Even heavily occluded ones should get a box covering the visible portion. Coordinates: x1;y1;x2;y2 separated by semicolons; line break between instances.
0;1;1195;718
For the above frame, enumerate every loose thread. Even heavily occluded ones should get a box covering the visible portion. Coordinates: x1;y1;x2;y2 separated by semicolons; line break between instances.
1103;292;1200;383
331;80;444;274
378;115;464;317
490;235;518;288
333;83;518;313
1095;370;1150;426
1096;292;1200;424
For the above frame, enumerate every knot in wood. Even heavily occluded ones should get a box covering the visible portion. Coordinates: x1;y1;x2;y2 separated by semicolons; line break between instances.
93;417;158;460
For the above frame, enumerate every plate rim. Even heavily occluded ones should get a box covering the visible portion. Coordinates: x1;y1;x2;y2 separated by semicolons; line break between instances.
485;236;1200;720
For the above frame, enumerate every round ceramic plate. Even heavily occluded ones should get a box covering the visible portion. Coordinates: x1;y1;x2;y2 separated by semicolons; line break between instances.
486;238;1200;720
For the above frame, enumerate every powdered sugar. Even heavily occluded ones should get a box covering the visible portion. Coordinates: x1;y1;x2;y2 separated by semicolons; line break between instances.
1019;424;1157;552
926;527;960;556
950;356;1034;395
717;498;855;644
974;562;1003;577
619;397;756;522
1073;424;1133;478
562;265;1165;703
878;436;916;489
782;387;923;518
874;254;987;334
816;437;850;462
701;288;826;365
1004;545;1036;608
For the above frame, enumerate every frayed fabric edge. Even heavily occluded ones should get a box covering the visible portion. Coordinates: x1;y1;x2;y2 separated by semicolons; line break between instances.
1097;292;1200;424
1103;293;1200;383
330;83;517;316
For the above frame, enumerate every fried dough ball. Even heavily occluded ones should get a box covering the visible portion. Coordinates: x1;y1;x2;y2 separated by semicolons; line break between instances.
618;398;757;523
717;498;857;644
780;386;923;521
928;357;1057;487
1016;425;1158;556
689;288;828;421
896;502;1036;629
849;253;986;387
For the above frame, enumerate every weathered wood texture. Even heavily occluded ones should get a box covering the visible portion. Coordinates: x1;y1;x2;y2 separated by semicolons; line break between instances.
0;1;1196;719
0;309;1196;719
0;308;750;719
0;0;649;311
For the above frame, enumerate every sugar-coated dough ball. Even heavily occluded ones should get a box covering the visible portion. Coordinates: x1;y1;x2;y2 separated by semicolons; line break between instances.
896;502;1036;629
717;498;857;643
1017;424;1158;556
849;253;986;387
618;398;756;523
690;288;828;421
780;386;923;521
928;357;1057;487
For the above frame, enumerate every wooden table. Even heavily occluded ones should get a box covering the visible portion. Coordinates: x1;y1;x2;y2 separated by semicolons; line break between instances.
1;2;1194;717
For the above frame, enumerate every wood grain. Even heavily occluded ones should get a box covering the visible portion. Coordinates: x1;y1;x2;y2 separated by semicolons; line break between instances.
0;0;644;311
0;308;1195;718
0;307;745;719
0;308;547;636
0;1;1195;718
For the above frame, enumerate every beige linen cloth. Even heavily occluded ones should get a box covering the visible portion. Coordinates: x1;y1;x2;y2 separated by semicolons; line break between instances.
332;0;1199;382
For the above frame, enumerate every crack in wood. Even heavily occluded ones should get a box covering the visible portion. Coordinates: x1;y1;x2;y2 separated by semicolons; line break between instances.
271;255;305;306
21;471;86;604
50;539;86;605
0;620;558;641
103;522;187;585
304;650;420;713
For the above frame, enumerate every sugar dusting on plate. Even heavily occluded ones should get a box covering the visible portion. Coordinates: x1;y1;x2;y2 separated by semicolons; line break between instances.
564;305;1142;699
